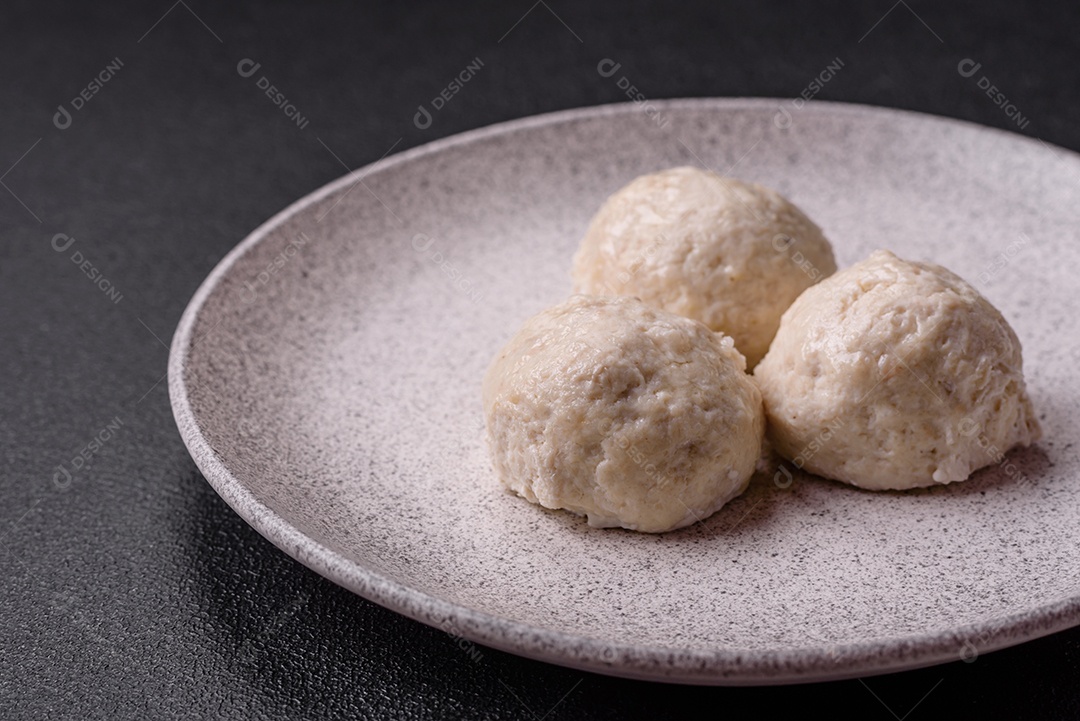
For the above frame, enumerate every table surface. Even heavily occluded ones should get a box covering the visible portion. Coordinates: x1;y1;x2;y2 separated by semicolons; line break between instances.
3;0;1079;718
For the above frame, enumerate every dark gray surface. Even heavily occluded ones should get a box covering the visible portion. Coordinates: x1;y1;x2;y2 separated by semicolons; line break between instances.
2;0;1078;718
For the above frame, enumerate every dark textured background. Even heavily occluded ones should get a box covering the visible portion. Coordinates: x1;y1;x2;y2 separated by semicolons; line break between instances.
3;1;1079;718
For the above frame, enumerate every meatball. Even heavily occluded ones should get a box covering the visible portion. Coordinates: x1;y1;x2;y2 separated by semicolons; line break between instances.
482;295;765;532
754;250;1041;490
572;166;836;367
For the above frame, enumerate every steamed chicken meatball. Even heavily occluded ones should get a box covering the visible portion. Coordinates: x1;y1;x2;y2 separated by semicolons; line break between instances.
571;166;837;368
754;250;1041;490
482;295;765;533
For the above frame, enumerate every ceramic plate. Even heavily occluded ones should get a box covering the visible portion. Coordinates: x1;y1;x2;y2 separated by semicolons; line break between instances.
168;99;1080;684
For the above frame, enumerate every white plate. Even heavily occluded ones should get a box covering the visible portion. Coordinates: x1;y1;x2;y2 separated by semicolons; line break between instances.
169;99;1080;684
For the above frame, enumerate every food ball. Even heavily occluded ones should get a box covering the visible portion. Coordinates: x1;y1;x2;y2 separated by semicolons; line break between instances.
754;249;1041;490
482;295;765;533
571;166;837;368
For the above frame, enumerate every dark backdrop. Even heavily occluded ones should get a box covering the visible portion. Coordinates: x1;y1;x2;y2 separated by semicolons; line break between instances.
3;1;1078;718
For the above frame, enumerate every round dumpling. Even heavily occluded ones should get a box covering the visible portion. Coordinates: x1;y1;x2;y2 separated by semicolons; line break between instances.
571;166;837;368
754;249;1041;490
482;295;765;533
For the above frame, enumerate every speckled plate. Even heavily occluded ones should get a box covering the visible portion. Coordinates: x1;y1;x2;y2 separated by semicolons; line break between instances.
169;99;1080;684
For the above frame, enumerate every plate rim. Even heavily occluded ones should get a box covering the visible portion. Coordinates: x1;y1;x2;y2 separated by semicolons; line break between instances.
168;97;1080;685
